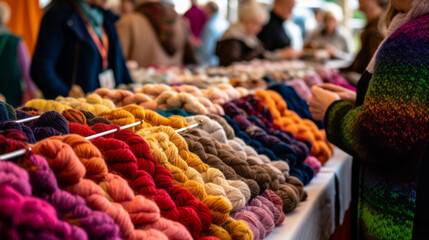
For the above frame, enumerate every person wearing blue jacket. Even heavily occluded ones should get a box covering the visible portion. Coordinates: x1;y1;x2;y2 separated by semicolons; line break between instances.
31;0;132;99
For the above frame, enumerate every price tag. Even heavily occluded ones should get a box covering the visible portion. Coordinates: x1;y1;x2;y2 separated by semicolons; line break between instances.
98;69;116;89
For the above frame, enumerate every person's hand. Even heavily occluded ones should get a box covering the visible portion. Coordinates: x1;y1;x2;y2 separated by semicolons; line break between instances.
326;44;337;58
309;86;340;121
317;83;356;105
68;84;85;98
126;60;139;71
278;48;302;60
304;42;316;49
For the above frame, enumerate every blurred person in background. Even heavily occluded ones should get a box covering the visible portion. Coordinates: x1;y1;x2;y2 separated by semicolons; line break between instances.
305;2;354;60
0;1;40;107
198;1;229;66
183;0;207;42
257;0;301;59
121;0;135;15
216;2;297;66
116;0;197;67
341;0;388;85
31;0;132;99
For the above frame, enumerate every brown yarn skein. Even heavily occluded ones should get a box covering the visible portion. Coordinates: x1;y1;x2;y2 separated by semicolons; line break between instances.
184;130;305;213
183;131;271;196
182;133;260;199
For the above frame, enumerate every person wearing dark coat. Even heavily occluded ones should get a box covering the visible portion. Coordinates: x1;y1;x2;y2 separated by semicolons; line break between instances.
31;0;132;99
257;0;300;60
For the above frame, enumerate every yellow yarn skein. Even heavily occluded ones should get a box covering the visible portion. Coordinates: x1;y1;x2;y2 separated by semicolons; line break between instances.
147;126;250;210
25;99;71;113
138;128;253;240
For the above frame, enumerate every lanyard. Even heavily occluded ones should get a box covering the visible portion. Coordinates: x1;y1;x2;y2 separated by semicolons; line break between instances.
75;4;109;70
86;25;109;70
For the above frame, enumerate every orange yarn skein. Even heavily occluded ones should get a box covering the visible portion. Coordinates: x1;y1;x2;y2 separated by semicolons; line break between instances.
255;90;333;164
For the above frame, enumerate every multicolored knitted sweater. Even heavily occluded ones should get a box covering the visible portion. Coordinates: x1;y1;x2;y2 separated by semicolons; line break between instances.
325;14;429;240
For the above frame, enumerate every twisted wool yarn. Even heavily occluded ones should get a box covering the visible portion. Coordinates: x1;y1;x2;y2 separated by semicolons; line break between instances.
112;130;216;236
181;133;260;199
171;85;225;114
262;190;285;225
0;121;36;143
155;91;209;115
207;114;236;140
62;109;87;125
137;128;253;240
226;138;287;184
223;102;298;165
202;84;249;105
67;123;212;237
97;105;188;131
205;114;289;182
10;111;70;142
284;79;312;101
185;115;228;144
55;94;115;115
197;133;272;194
137;84;172;99
0;132;122;240
255;90;333;164
233;95;312;162
25;99;71;113
249;193;284;226
95;88;157;110
0;184;88;240
0;102;17;120
304;156;322;176
65;125;197;239
0;102;10;121
62;108;113;127
81;110;112;126
183;132;304;213
229;77;267;91
31;138;158;240
156;108;194;118
144;125;248;211
268;84;324;129
230;210;264;240
181;117;287;196
222;115;279;158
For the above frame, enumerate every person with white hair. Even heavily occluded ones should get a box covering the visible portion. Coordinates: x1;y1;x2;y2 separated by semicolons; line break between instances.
215;2;294;66
0;1;39;107
304;2;353;60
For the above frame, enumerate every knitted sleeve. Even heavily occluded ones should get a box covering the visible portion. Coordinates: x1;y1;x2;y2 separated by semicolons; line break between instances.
324;15;429;166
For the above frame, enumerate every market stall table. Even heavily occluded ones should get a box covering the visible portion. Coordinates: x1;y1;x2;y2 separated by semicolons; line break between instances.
266;148;352;240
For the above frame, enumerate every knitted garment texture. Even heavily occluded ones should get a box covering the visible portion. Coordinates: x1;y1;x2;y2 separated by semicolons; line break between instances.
325;15;429;240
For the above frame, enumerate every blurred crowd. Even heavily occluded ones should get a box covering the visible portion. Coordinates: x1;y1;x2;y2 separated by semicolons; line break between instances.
0;0;387;103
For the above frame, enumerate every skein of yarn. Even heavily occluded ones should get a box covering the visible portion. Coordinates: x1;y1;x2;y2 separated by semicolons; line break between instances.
62;125;196;239
0;184;88;240
145;125;249;211
255;90;333;164
137;127;253;240
31;138;155;240
155;91;209;115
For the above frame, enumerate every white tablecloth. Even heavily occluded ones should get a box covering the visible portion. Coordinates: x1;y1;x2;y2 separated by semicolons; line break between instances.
265;148;352;240
321;148;353;224
266;172;336;240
